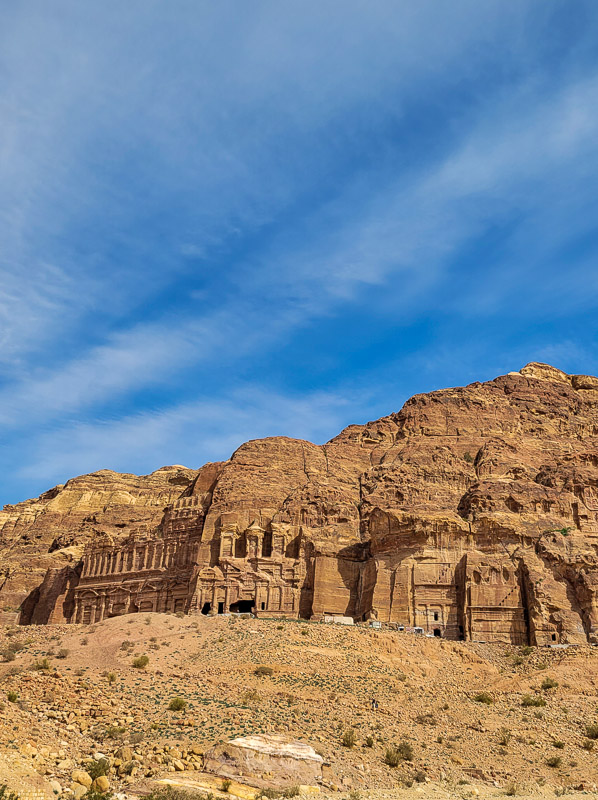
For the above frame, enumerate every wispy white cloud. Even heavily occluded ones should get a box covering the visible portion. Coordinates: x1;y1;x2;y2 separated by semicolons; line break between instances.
3;1;598;502
16;385;358;488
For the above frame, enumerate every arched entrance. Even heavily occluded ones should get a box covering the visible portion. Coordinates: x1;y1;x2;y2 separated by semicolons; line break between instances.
230;600;254;614
201;602;211;615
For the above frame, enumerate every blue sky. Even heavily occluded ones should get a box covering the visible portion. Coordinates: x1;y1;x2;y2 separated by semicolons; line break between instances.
2;1;598;504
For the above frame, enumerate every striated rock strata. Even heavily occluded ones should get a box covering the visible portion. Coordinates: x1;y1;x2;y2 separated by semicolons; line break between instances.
4;362;598;645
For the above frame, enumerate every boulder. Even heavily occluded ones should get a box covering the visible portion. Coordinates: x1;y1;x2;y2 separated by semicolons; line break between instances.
92;775;110;791
71;769;92;788
204;734;323;788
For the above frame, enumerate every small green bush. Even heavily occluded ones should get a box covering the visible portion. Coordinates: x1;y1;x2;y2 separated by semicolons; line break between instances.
474;692;493;705
583;739;595;751
0;785;21;800
7;692;18;703
169;697;187;711
85;758;110;779
521;694;546;707
541;677;558;691
132;655;149;669
383;747;401;767
365;735;374;747
546;755;562;768
586;723;598;740
32;658;50;671
384;740;413;766
342;729;357;748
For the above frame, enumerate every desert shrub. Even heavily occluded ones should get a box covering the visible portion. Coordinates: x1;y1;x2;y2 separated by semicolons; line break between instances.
132;655;149;669
415;712;437;725
553;740;565;749
241;688;261;703
396;741;413;761
254;666;273;677
106;672;116;684
521;694;545;707
104;725;126;739
474;692;493;705
169;697;187;711
582;739;595;751
383;747;401;767
81;790;110;800
222;780;231;793
586;723;598;740
85;758;110;779
546;755;562;768
300;628;309;636
520;646;533;656
0;786;21;800
7;641;25;653
145;789;206;800
7;691;18;703
365;735;374;747
129;731;145;744
120;640;133;650
413;770;426;783
511;655;524;666
1;650;15;663
32;657;50;671
498;728;511;746
541;677;558;690
505;782;518;796
463;452;474;463
282;789;299;799
56;648;69;659
384;740;413;766
80;637;88;645
342;729;357;748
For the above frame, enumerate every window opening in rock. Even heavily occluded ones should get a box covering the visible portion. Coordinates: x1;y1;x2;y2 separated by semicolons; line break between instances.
433;628;441;637
261;602;265;610
434;612;439;621
552;633;557;641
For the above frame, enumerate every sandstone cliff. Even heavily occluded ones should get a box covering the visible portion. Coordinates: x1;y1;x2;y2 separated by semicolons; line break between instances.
4;362;598;644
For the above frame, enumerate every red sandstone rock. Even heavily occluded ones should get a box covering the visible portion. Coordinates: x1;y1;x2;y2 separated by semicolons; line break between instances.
4;362;598;645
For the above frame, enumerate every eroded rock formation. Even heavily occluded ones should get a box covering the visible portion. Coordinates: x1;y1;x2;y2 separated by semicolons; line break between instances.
5;362;598;644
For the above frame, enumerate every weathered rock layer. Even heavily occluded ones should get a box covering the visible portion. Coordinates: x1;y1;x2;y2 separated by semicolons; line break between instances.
4;362;598;644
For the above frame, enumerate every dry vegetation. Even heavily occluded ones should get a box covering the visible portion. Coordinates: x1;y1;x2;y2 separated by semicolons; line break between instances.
1;613;598;798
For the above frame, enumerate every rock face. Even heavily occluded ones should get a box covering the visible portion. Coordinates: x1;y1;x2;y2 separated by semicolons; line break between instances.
6;362;598;645
203;734;324;788
0;466;197;623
